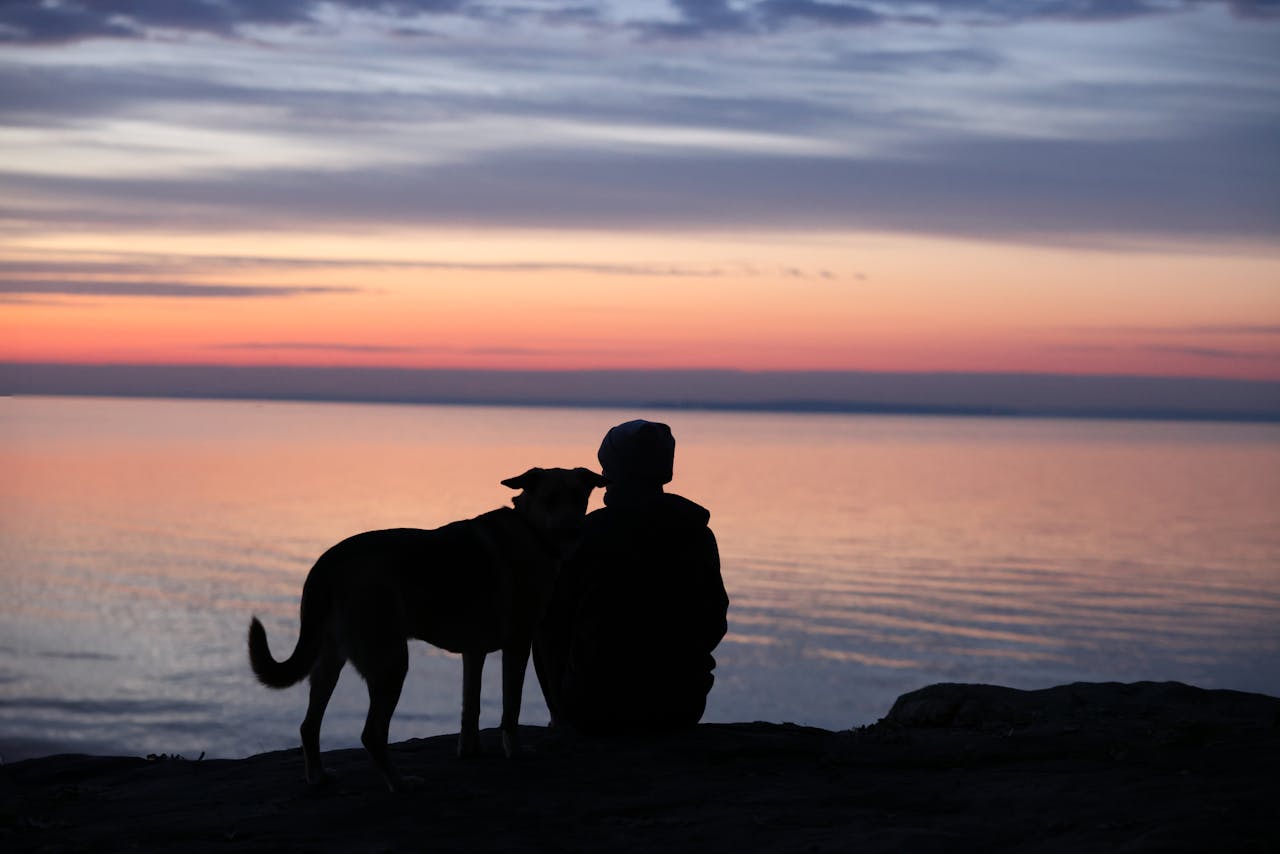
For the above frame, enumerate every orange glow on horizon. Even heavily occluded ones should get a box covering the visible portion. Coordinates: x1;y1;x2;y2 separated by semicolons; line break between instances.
3;229;1279;380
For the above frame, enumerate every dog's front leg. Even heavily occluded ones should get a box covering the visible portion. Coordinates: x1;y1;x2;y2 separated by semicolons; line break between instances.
458;651;484;758
500;641;530;759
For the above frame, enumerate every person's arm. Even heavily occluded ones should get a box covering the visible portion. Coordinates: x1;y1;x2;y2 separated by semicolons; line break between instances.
698;528;729;652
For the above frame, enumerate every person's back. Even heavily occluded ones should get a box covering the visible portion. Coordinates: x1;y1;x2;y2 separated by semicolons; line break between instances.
534;420;728;733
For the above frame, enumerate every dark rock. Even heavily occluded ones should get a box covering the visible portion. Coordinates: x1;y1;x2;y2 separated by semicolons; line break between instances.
2;682;1277;852
887;681;1279;732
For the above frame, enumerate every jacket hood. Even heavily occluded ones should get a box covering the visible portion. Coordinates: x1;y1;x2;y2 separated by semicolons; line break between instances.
657;493;711;528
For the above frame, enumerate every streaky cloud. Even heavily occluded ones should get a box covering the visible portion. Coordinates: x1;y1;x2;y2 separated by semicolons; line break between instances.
213;342;638;358
3;125;1275;243
1089;324;1280;337
1220;0;1280;19
0;0;469;44
212;342;437;354
1142;344;1280;361
0;280;359;298
0;254;727;279
1048;342;1280;362
2;1;1274;46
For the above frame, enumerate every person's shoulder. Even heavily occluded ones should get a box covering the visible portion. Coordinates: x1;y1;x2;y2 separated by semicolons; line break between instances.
656;493;711;528
584;492;712;532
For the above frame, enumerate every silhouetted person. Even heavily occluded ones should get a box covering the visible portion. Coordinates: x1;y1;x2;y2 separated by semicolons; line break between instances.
534;420;729;733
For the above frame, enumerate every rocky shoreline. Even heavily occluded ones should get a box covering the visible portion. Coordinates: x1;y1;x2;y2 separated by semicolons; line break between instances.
4;681;1278;852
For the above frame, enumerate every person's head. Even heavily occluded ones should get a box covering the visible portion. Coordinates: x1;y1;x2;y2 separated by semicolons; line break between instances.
597;420;675;489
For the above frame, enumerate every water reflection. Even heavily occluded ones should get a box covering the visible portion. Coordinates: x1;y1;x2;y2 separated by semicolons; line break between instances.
1;396;1278;760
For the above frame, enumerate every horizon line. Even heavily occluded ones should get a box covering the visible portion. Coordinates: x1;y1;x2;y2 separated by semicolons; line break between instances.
5;390;1279;425
4;361;1279;424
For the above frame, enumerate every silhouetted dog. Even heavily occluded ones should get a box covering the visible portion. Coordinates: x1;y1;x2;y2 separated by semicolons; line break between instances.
247;467;605;791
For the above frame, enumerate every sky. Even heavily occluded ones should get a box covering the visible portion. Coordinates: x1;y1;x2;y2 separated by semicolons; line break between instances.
2;0;1279;390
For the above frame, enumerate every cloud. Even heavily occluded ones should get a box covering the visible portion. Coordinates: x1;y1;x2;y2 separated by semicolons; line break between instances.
1051;342;1280;362
1143;345;1280;361
0;294;80;306
0;1;1274;247
628;0;1276;39
0;1;136;44
0;279;358;298
1220;0;1280;19
0;60;874;149
633;0;755;39
0;0;468;44
4;123;1275;242
2;1;1274;45
0;0;295;44
914;1;1187;25
462;345;631;357
757;1;883;28
213;341;433;353
1183;325;1280;336
632;0;885;40
0;253;725;279
1091;324;1280;336
213;341;633;358
631;0;900;39
0;64;263;125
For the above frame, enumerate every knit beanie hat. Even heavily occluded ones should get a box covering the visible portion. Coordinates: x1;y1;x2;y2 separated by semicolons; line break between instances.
597;420;675;486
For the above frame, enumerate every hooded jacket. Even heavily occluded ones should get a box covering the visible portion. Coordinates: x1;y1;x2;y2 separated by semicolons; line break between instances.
535;488;729;732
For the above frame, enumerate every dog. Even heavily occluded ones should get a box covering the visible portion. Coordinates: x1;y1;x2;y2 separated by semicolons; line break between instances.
247;466;606;791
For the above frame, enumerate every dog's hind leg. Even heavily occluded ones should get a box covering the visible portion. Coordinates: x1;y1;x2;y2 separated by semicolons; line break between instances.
359;640;417;792
300;642;345;785
500;642;530;759
458;651;484;758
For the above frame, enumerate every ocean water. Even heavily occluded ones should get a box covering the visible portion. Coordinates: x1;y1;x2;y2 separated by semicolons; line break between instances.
1;395;1278;762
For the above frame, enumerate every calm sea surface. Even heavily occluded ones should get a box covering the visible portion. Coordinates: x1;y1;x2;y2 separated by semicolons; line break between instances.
2;396;1278;762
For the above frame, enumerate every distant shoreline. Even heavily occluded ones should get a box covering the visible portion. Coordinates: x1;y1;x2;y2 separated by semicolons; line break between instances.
3;362;1279;424
6;389;1280;424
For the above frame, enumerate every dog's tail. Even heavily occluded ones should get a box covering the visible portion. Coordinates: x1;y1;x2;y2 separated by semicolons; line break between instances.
248;563;331;689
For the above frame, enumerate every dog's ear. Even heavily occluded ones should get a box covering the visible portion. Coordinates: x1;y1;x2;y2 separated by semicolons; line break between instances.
501;467;544;490
575;467;609;489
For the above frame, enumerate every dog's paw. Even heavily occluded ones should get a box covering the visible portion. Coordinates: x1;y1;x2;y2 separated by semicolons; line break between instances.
501;729;522;759
305;767;339;786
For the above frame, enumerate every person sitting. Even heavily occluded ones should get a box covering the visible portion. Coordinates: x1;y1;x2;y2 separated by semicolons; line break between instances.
533;419;729;733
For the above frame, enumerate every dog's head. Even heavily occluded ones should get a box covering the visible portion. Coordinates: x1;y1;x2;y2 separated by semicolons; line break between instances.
502;466;607;555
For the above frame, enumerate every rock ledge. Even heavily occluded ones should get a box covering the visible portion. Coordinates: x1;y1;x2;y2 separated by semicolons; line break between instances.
3;681;1277;852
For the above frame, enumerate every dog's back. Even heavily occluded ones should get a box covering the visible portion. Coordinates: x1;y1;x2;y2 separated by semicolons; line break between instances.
319;508;556;655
